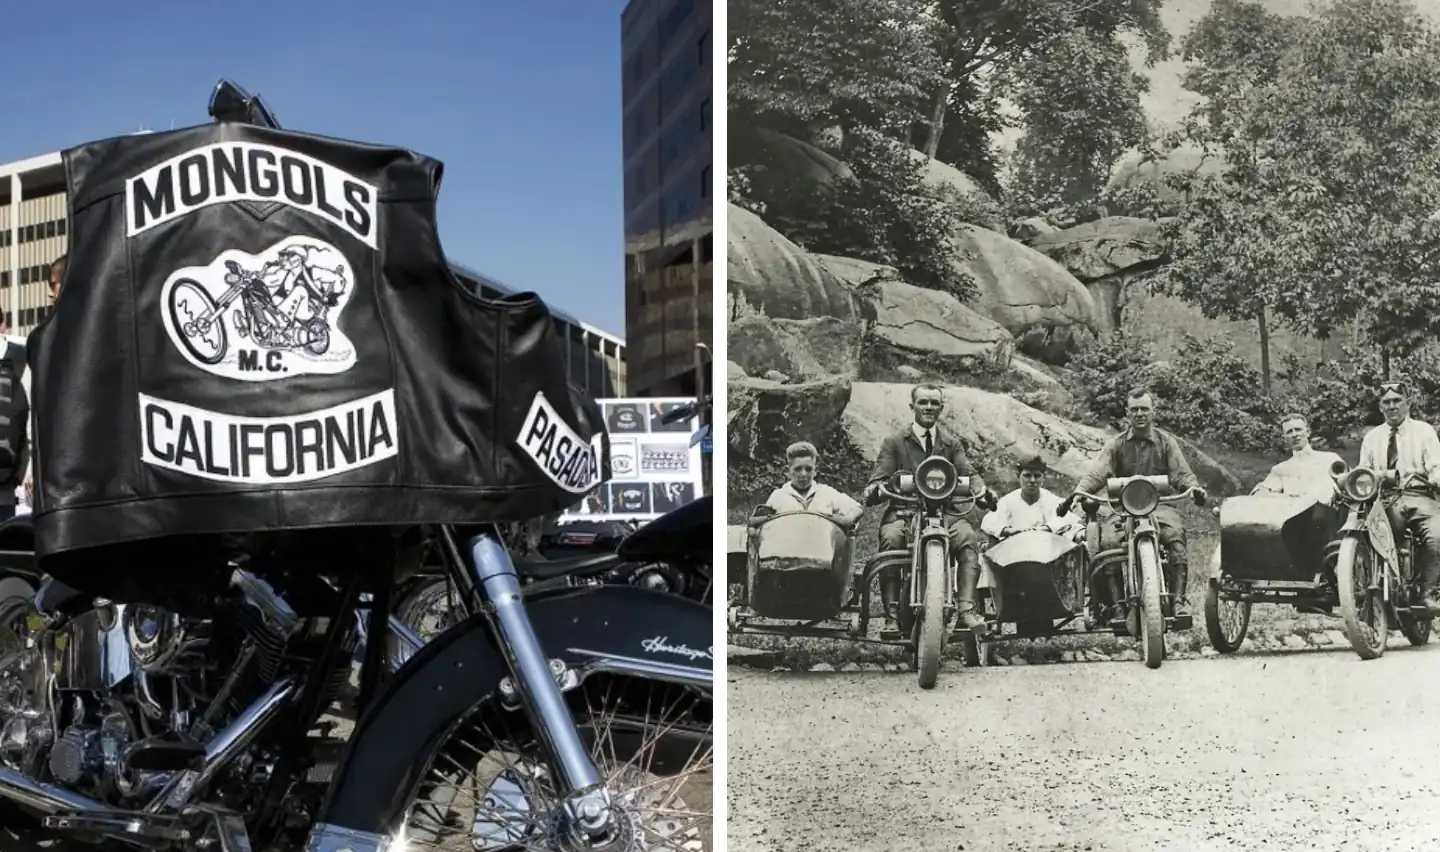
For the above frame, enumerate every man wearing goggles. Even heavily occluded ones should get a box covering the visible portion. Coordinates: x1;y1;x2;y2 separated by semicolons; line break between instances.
1359;381;1440;614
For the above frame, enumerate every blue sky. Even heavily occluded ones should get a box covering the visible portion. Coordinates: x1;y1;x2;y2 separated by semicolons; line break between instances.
0;0;629;335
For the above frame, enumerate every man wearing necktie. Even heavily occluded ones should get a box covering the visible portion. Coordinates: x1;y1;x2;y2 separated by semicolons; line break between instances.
1357;381;1440;614
864;384;991;633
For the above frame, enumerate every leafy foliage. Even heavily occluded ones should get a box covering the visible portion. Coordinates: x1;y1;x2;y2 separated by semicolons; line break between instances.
1005;29;1151;216
727;0;946;133
742;128;979;300
1067;332;1291;453
1161;0;1440;372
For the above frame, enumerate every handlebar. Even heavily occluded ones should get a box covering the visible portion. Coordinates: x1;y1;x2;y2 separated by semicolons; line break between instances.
1071;486;1201;507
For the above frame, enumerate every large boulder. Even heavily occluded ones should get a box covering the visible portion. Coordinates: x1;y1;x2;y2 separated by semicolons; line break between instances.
731;127;855;185
904;149;1005;230
1026;217;1168;281
1105;143;1227;212
727;204;862;322
730;374;853;460
728;315;861;381
951;225;1102;340
842;382;1240;495
814;254;1014;381
1026;217;1170;334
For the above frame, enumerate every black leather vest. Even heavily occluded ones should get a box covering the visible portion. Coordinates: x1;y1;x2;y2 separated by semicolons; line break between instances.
28;122;609;557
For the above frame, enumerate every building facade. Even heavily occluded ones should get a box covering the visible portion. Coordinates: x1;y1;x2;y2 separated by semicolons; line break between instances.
621;0;713;399
0;151;627;397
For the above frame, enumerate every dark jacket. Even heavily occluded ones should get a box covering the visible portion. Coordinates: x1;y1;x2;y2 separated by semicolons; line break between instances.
868;425;980;526
1073;426;1200;497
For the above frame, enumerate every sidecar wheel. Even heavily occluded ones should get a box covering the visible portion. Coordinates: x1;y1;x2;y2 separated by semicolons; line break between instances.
1203;579;1250;654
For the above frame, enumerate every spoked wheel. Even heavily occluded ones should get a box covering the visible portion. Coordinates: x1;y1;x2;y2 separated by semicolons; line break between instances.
389;574;467;670
1135;541;1166;669
397;677;712;851
1336;538;1388;660
915;540;949;689
1203;578;1250;654
1397;595;1432;647
167;278;228;365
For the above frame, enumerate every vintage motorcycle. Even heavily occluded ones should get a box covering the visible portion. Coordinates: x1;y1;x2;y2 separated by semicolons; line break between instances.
0;80;714;852
1329;460;1435;659
168;255;340;367
864;456;990;689
1069;475;1201;669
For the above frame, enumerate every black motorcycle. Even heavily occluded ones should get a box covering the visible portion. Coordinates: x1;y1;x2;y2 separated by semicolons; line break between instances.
0;81;713;852
387;397;715;665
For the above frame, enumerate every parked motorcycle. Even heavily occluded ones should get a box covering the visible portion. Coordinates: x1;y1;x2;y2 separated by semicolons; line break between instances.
0;80;713;852
388;396;716;661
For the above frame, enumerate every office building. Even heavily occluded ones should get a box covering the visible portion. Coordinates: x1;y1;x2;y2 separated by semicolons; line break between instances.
0;151;627;397
621;0;713;398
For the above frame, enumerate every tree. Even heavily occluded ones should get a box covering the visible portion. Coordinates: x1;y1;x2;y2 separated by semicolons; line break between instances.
727;0;947;135
1005;28;1151;216
1156;0;1306;394
1161;0;1440;388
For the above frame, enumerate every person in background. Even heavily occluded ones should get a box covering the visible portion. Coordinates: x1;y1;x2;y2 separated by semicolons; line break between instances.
764;442;863;528
981;455;1084;542
0;310;26;519
19;254;64;511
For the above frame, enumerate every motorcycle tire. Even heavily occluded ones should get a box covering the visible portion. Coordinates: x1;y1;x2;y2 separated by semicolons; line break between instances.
1136;540;1165;670
1336;537;1388;660
916;539;949;689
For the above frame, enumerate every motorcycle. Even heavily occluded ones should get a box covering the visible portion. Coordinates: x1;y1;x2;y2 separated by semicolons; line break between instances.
0;80;713;852
1070;476;1201;669
1329;459;1435;658
168;256;341;367
387;397;716;659
862;456;990;689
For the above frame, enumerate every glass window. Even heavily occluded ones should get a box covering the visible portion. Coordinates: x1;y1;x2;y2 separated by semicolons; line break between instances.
44;220;56;238
19;268;29;286
22;225;34;243
56;219;66;236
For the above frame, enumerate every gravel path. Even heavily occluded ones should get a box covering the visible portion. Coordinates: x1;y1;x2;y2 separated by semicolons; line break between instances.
729;644;1440;852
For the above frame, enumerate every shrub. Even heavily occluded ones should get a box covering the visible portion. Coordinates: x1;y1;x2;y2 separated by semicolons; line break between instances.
1067;332;1291;453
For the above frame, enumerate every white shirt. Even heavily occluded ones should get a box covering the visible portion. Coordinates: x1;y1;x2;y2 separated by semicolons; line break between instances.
1253;446;1345;504
765;482;863;524
911;423;935;451
980;487;1082;540
1359;418;1440;490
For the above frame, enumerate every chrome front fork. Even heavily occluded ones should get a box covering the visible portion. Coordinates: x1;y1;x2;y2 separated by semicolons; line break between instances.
465;530;614;838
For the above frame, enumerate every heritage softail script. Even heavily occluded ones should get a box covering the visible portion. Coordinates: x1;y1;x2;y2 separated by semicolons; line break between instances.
138;389;399;484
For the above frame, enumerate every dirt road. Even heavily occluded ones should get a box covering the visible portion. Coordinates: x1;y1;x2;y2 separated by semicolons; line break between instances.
729;645;1440;852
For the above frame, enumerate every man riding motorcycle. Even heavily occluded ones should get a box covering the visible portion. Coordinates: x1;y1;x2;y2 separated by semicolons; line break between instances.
980;455;1084;543
863;384;990;633
1359;381;1440;614
1060;387;1207;618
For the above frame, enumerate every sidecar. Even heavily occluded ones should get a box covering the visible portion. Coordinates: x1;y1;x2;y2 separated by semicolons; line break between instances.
964;529;1088;664
727;508;872;641
1203;494;1343;653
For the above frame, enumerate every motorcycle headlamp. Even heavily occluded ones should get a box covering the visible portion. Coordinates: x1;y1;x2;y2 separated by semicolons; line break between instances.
1119;478;1161;517
915;457;958;501
1342;468;1379;502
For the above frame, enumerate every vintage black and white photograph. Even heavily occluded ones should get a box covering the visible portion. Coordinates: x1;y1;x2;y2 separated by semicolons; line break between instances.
727;0;1440;848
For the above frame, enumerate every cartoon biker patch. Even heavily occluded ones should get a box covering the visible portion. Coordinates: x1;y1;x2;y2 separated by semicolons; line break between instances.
160;236;358;381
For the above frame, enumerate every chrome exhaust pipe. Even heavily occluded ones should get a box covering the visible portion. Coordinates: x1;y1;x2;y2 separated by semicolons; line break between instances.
0;766;106;815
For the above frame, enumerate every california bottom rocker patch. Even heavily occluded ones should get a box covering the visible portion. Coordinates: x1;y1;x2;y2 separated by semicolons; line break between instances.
517;391;603;494
139;389;398;484
160;236;360;382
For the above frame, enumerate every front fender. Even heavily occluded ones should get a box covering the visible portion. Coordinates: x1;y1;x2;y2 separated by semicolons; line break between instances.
316;584;712;835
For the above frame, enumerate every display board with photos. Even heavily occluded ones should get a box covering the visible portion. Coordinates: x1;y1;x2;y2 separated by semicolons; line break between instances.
561;397;703;522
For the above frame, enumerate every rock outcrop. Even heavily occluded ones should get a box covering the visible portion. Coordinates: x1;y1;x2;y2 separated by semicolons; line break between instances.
1026;217;1169;333
951;225;1101;353
727;204;863;323
730;374;853;460
728;315;861;382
